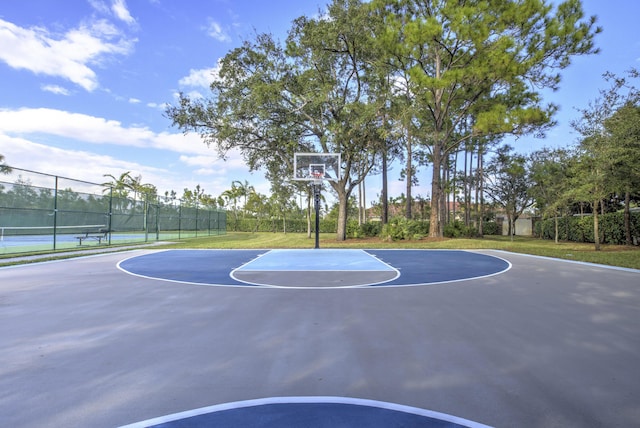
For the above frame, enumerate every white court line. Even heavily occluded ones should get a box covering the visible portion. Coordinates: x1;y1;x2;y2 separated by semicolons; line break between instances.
488;250;640;273
118;396;493;428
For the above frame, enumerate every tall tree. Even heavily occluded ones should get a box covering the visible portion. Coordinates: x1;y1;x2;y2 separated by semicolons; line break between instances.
166;0;385;241
571;69;640;248
232;179;255;218
373;0;600;237
605;102;640;245
529;147;573;243
484;145;534;239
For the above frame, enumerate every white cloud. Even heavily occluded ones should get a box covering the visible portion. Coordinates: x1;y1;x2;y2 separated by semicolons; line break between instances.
205;19;231;42
178;63;221;89
146;102;168;110
41;85;71;96
111;0;136;26
0;18;134;91
129;97;141;104
179;154;220;168
178;154;246;177
0;134;165;189
0;107;209;155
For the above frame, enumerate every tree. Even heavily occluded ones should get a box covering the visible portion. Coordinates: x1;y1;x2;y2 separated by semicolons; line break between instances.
484;145;534;240
529;147;573;243
0;154;11;175
221;184;243;229
166;0;385;241
102;171;135;212
232;179;254;218
605;102;640;245
568;138;609;250
571;69;640;249
372;0;600;237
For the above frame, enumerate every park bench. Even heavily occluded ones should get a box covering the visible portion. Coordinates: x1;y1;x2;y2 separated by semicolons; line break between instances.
76;228;110;246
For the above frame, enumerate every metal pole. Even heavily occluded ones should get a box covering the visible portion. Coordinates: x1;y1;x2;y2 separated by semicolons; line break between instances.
108;187;113;245
314;183;321;249
53;176;58;250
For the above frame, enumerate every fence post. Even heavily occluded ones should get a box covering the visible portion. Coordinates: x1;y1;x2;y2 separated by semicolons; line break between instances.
195;203;199;237
53;176;58;251
178;202;182;239
108;187;113;245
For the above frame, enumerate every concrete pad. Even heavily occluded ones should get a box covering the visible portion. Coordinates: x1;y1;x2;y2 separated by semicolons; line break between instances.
1;250;639;427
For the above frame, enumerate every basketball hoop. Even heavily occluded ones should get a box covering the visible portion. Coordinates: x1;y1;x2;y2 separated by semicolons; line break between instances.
311;171;323;185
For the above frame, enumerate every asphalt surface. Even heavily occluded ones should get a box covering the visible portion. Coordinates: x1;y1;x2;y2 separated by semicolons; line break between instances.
1;249;638;427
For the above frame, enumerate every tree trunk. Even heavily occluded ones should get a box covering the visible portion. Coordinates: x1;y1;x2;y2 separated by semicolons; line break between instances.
405;135;412;219
554;215;559;244
362;177;366;224
381;151;388;224
593;200;601;251
358;181;363;226
336;188;349;241
624;190;632;246
446;154;452;224
429;145;443;237
477;150;484;237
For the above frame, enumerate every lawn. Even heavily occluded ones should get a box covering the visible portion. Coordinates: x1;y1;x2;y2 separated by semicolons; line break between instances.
160;232;640;270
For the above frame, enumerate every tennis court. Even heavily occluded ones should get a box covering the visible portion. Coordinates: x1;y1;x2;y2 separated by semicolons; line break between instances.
0;226;211;254
1;249;639;427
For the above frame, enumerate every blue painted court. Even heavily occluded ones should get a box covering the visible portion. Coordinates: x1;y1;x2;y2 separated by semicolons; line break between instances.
121;397;490;428
118;249;510;288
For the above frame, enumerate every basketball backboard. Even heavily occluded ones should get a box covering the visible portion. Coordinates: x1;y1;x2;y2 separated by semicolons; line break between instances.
293;153;341;182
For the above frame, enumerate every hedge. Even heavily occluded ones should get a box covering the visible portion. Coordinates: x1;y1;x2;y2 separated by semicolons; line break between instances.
535;212;640;244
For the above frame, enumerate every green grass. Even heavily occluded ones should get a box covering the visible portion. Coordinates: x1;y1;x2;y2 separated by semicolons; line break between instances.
159;232;640;270
2;231;638;270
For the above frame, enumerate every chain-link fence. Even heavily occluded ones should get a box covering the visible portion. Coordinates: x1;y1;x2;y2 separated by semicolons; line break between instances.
0;167;226;254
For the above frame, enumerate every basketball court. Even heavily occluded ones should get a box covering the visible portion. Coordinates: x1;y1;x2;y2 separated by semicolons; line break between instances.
1;248;639;427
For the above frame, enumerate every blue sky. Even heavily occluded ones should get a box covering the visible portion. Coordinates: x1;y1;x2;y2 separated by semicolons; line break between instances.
1;0;639;205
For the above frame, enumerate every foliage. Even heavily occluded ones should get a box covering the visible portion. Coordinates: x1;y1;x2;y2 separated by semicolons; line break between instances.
380;216;429;241
536;212;640;245
443;221;477;238
359;221;383;238
569;69;640;249
373;0;600;237
0;154;11;175
484;145;534;237
482;221;500;236
166;0;385;242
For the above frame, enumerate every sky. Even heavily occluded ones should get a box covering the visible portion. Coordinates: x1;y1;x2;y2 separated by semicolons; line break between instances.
1;0;639;207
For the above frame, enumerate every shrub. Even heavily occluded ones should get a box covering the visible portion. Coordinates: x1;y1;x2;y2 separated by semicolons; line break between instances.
482;221;500;235
444;221;478;238
380;217;429;241
536;212;640;244
360;221;382;237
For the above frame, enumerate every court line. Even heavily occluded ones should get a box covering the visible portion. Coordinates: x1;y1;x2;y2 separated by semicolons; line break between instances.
489;250;640;273
117;396;493;428
116;249;267;288
117;249;512;289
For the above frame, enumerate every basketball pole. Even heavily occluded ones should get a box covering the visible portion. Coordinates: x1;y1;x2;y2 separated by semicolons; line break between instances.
313;181;321;249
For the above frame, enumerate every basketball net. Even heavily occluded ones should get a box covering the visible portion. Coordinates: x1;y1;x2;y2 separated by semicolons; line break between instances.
312;171;323;185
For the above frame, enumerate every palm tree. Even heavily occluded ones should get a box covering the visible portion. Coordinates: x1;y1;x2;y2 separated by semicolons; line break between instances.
221;185;242;230
232;180;254;218
0;154;11;175
102;171;136;213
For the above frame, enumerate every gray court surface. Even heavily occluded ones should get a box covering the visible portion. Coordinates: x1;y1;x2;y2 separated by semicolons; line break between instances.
1;249;639;427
